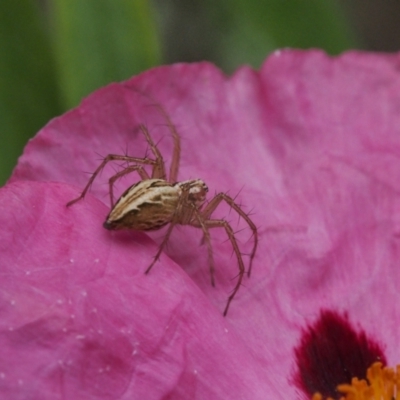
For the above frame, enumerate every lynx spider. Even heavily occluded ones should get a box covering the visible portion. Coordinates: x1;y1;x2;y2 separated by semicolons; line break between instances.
67;95;258;316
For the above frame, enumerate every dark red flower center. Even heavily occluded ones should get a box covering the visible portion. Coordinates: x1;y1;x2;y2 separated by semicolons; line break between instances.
293;309;386;399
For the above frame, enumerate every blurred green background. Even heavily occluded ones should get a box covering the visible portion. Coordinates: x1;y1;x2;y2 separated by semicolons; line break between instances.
1;0;399;185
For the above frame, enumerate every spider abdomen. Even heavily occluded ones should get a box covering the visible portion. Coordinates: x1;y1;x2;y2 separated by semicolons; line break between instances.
104;179;179;231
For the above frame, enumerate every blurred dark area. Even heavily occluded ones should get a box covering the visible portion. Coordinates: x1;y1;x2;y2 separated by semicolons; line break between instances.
158;0;400;65
1;0;400;186
339;0;400;52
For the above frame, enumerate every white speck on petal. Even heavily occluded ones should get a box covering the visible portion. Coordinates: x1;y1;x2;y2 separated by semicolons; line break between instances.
0;373;5;379
70;314;75;319
25;271;31;275
194;369;198;375
132;342;140;356
57;299;63;304
81;291;87;297
92;308;97;313
94;258;99;263
69;259;74;263
18;379;23;385
75;335;85;340
10;300;15;306
224;328;229;333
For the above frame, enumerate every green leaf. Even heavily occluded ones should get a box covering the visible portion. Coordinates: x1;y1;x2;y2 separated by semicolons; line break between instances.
51;0;162;109
0;0;62;185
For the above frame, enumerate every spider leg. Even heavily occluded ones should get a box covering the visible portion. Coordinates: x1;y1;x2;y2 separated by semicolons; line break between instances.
145;222;176;275
124;86;181;183
145;184;188;275
66;154;157;207
151;105;181;183
200;218;245;317
191;207;216;287
138;124;166;180
201;193;258;277
108;165;150;207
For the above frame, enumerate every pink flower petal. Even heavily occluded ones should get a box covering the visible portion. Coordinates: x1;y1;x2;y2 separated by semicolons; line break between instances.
5;49;400;397
0;181;276;399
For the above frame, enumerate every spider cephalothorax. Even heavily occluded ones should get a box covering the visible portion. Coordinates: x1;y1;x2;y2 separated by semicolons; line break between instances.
67;94;258;316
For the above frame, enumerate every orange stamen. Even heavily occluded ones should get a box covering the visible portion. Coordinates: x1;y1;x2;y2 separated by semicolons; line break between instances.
312;362;400;400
